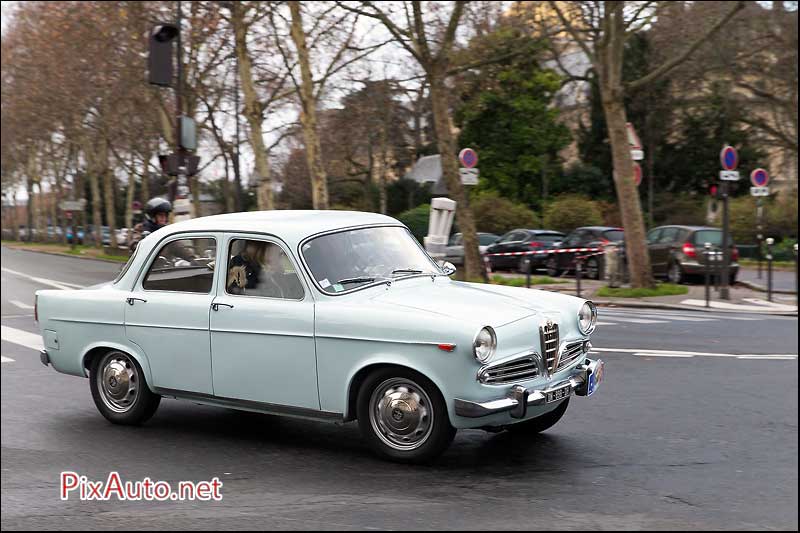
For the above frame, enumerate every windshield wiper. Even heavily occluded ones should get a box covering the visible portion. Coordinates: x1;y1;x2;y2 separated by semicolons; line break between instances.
336;277;377;285
391;268;423;275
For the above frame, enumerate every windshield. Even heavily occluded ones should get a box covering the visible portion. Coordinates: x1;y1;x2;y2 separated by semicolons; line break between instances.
301;226;440;293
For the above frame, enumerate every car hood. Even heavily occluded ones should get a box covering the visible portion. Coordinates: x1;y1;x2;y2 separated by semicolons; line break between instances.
368;278;576;328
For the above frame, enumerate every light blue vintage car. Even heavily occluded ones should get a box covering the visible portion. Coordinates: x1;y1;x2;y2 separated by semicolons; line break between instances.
36;211;604;462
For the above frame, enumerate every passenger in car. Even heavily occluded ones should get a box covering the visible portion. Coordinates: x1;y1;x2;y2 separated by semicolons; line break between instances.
227;240;267;294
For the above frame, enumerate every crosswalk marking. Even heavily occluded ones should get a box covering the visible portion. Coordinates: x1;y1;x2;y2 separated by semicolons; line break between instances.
1;267;84;291
594;347;797;359
1;356;15;363
10;300;34;310
0;325;43;351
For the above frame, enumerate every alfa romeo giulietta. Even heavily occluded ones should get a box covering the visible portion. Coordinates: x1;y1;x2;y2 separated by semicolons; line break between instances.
36;210;604;462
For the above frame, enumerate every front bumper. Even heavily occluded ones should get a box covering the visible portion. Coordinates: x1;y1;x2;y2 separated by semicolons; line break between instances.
454;357;604;419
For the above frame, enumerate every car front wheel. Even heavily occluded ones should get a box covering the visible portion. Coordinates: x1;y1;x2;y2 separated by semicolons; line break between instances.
505;398;570;435
90;350;160;425
357;368;455;463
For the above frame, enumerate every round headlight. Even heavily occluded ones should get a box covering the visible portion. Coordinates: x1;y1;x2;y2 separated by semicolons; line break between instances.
472;326;496;363
578;301;597;335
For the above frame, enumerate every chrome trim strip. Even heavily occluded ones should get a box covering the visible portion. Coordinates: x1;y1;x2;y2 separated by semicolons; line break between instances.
315;334;455;347
153;387;343;423
52;318;123;326
210;328;314;338
125;323;208;332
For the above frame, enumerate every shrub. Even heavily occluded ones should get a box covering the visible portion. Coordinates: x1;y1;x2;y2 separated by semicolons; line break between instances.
470;192;540;234
397;204;430;243
542;194;603;232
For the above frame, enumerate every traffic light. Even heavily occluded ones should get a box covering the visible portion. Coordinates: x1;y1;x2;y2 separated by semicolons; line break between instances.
709;184;719;213
148;23;178;87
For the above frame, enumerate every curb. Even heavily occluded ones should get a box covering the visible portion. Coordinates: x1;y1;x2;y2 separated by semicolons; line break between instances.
2;245;128;265
593;299;798;317
736;280;796;296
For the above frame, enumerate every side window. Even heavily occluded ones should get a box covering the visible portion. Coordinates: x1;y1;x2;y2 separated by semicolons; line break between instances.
142;238;217;293
658;227;679;243
646;228;662;244
226;239;304;300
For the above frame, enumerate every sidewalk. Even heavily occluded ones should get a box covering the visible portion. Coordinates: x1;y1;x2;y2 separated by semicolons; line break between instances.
491;273;798;315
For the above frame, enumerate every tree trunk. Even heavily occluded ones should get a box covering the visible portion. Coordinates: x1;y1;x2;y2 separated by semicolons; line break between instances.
289;1;329;210
101;139;116;249
428;73;483;281
125;154;136;238
600;91;654;288
232;2;273;211
25;179;34;243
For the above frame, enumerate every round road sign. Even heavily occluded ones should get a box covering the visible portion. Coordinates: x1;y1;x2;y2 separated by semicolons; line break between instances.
633;162;642;186
720;145;738;171
458;148;478;169
750;168;769;187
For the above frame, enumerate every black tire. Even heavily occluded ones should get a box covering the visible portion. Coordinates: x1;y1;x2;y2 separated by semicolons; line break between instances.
357;367;455;463
667;260;685;284
545;256;561;277
90;350;160;425
505;398;570;435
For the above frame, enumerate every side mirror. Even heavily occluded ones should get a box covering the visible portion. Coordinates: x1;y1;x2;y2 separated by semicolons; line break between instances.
438;261;456;276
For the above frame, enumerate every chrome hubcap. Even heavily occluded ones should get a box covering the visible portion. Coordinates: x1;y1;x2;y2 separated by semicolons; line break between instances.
369;378;433;451
97;352;139;413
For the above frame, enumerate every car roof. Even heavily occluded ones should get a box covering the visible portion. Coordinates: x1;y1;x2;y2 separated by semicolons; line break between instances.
160;210;401;246
577;226;623;232
653;225;720;232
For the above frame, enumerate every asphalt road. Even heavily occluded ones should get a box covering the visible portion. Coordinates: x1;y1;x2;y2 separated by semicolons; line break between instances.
2;246;797;530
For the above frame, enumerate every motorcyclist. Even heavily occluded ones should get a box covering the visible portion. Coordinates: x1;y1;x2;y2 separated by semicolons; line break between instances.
130;197;172;252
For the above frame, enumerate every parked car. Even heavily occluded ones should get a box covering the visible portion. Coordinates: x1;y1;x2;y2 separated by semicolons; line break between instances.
545;226;625;280
36;210;604;463
116;228;130;248
647;225;739;284
444;232;499;266
485;229;566;273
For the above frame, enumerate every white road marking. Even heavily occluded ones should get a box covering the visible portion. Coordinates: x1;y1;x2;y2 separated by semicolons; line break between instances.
681;299;797;312
598;317;668;324
635;352;694;358
594;347;797;359
1;356;15;363
635;314;714;322
0;325;44;351
10;300;34;310
596;321;618;326
600;310;762;321
1;267;85;291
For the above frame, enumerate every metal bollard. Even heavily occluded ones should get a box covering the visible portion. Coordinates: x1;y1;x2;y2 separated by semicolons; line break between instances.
575;256;582;298
794;243;798;305
704;242;712;308
757;233;763;280
525;258;531;289
766;237;774;302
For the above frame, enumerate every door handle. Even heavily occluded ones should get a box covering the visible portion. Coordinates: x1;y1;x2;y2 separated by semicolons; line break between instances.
126;297;147;306
211;302;234;311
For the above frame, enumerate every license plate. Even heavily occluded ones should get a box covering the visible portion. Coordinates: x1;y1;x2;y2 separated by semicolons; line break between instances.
587;360;605;396
545;384;571;403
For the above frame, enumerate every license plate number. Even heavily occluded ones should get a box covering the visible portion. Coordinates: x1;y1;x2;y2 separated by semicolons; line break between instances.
545;385;571;403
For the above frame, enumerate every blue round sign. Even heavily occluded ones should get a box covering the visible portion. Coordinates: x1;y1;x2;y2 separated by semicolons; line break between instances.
459;148;478;169
720;145;738;171
750;168;769;187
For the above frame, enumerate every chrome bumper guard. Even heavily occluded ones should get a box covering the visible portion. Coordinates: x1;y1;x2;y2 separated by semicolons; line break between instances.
40;349;50;367
454;358;604;419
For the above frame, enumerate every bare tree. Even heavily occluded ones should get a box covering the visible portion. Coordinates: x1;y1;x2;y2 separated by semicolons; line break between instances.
545;1;744;288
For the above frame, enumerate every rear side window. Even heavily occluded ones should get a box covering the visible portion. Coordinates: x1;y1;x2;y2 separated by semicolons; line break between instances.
658;227;680;243
142;238;217;293
693;230;725;246
603;230;625;242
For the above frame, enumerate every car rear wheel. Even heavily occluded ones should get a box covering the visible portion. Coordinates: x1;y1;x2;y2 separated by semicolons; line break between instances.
545;256;560;277
668;261;685;284
505;398;570;435
90;350;160;425
357;368;455;463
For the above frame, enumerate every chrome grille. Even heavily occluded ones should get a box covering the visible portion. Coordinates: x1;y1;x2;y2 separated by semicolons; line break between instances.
556;341;584;372
540;321;560;373
478;355;539;385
